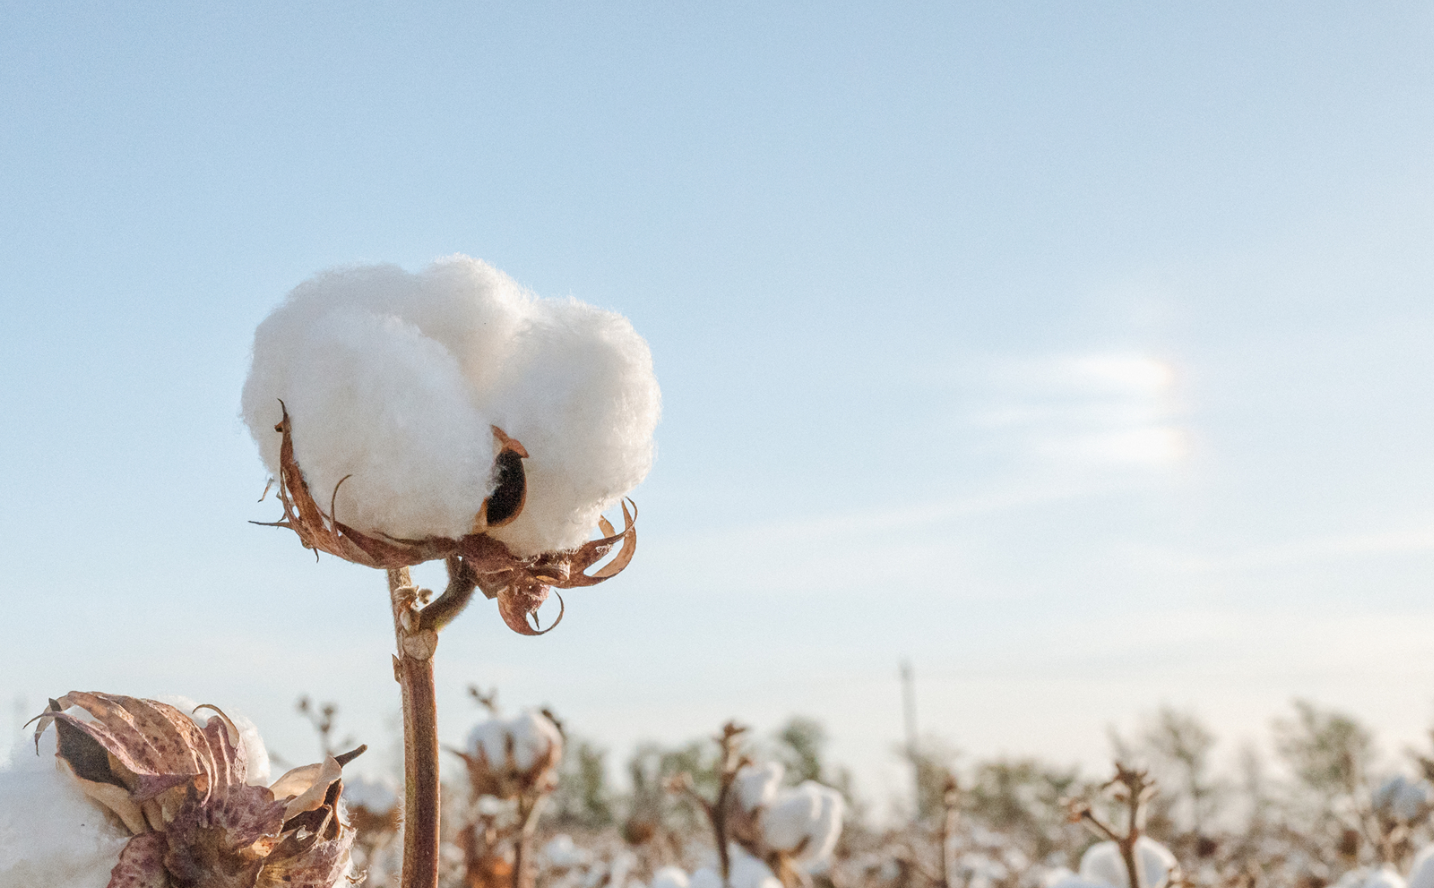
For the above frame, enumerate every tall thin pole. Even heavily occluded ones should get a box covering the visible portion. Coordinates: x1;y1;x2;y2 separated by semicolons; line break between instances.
900;660;919;814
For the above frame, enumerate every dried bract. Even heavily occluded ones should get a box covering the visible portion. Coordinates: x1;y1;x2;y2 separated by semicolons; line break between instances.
261;404;637;635
31;692;354;888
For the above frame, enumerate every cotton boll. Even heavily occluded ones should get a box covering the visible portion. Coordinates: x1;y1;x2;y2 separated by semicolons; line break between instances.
468;710;563;772
689;848;782;888
243;256;659;552
1044;867;1117;888
762;782;845;867
1374;775;1431;822
736;761;784;812
1078;838;1177;888
649;866;691;888
156;695;271;787
0;732;130;888
1335;868;1407;888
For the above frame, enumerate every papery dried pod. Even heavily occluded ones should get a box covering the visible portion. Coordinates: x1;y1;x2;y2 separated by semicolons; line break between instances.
261;404;638;635
31;693;355;888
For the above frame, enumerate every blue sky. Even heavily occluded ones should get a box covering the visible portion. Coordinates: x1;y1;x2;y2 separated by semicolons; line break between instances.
3;4;1433;805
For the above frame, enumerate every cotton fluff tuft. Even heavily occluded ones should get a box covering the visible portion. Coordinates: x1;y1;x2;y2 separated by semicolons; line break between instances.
1044;867;1118;888
1078;838;1177;888
242;256;661;552
1334;868;1407;888
762;781;844;866
649;867;692;888
735;761;784;812
467;709;563;772
0;731;130;888
689;847;782;888
1374;775;1432;822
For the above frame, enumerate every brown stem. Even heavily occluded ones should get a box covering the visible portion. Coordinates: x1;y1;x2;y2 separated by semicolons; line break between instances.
390;567;441;888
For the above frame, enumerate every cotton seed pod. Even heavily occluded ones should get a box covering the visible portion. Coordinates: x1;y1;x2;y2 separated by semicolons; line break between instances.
28;692;355;888
450;710;563;801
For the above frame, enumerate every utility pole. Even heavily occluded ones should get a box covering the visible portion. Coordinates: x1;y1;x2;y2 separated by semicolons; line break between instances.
900;660;920;815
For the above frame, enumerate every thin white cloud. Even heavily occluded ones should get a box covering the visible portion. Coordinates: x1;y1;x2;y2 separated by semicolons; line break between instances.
973;351;1189;469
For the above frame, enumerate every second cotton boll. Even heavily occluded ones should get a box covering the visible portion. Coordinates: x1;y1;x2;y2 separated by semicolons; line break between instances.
241;256;661;556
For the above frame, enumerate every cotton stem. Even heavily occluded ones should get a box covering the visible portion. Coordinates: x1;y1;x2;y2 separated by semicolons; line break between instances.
390;567;441;888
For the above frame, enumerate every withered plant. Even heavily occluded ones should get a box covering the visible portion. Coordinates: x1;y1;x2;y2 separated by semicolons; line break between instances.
30;692;361;888
1067;763;1179;888
255;404;637;888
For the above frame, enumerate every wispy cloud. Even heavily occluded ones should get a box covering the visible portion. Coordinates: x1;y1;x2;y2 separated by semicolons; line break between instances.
970;352;1189;468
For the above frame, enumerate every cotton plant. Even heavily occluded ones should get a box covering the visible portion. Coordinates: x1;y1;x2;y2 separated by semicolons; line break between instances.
667;723;845;888
242;256;659;888
450;706;565;888
1062;764;1180;888
0;692;357;888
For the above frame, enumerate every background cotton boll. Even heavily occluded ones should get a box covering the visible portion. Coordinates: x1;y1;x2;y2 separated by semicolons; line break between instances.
735;761;784;812
689;849;782;888
1373;775;1432;822
648;866;691;888
0;731;130;888
467;709;563;771
486;298;660;556
1334;868;1407;888
1078;837;1177;888
761;781;845;865
1044;868;1118;888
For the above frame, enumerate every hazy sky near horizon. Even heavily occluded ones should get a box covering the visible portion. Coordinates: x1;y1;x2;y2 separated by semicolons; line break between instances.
3;4;1434;807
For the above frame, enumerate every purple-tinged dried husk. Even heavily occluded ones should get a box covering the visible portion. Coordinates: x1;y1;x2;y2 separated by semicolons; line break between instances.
32;693;355;888
260;403;637;635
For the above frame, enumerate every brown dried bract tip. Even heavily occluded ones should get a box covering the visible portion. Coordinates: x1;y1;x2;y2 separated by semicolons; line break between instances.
257;402;639;636
31;692;355;888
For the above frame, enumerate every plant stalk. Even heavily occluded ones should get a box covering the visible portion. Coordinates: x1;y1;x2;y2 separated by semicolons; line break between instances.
390;567;441;888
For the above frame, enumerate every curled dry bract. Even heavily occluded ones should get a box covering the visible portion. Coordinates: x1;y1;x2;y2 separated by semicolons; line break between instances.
32;692;353;888
261;404;637;635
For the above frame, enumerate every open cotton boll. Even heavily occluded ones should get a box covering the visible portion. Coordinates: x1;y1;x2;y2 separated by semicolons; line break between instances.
1079;838;1178;888
242;255;659;552
0;731;130;888
762;781;845;866
735;761;784;812
649;866;691;888
1374;775;1432;822
1044;867;1118;888
690;848;782;888
1335;868;1408;888
468;709;563;772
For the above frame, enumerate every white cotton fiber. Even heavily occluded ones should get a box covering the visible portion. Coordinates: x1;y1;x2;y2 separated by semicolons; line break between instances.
1408;846;1434;888
761;781;844;866
242;256;661;552
0;732;130;888
648;866;691;888
735;761;783;812
467;709;563;771
1078;838;1177;888
689;848;782;888
1335;868;1408;888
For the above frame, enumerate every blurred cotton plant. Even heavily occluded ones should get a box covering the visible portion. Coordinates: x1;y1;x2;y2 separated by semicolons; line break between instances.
0;692;358;888
450;704;565;888
1062;764;1180;888
243;256;659;888
665;722;846;888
